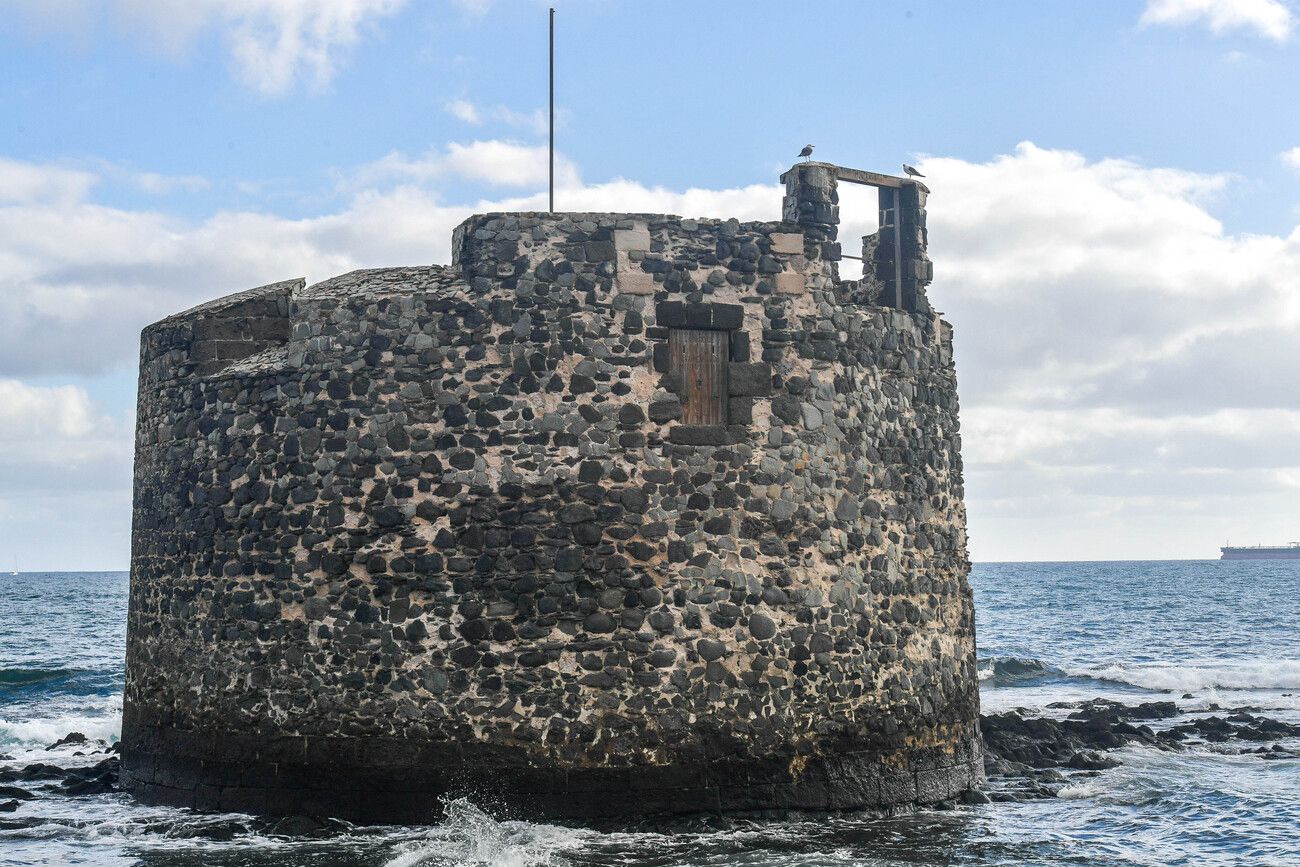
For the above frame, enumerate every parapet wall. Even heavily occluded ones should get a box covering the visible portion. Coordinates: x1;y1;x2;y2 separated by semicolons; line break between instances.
121;165;978;822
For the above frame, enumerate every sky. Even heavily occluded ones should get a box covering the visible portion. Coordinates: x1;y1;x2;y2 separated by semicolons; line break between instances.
0;0;1298;569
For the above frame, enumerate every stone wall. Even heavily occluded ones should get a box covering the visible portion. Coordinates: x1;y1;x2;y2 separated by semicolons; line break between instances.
121;165;979;822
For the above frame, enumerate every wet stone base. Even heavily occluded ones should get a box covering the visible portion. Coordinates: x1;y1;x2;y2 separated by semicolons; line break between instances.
121;724;983;824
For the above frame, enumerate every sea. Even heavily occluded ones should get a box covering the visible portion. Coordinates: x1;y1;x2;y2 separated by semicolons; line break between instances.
0;560;1296;866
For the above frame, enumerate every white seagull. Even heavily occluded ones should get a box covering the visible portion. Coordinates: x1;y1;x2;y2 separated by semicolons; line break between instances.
902;164;925;178
799;144;815;162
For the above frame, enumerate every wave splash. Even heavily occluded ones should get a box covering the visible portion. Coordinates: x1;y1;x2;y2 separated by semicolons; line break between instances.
979;655;1300;694
0;694;122;749
385;798;589;867
1077;660;1300;692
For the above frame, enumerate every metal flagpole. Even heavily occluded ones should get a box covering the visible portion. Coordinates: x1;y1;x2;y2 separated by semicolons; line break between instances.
549;7;555;214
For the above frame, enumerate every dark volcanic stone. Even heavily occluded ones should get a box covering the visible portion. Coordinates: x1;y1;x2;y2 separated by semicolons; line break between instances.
669;425;728;446
771;395;800;425
747;613;776;641
728;363;771;396
584;612;617;634
648;397;682;423
697;639;728;661
46;732;87;750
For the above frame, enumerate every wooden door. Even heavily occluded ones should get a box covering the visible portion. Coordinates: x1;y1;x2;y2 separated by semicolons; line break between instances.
669;328;728;425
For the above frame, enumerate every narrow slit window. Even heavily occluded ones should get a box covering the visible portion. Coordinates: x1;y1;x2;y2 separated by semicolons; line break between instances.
669;328;728;426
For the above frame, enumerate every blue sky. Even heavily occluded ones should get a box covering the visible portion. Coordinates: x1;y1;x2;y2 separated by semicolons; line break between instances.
1;0;1298;568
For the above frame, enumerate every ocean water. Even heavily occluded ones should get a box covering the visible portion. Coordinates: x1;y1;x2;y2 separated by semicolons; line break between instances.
0;560;1296;866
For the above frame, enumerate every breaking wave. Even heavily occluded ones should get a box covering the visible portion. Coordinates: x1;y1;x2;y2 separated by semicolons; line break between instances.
1076;660;1300;692
980;655;1300;695
977;656;1065;686
0;694;122;749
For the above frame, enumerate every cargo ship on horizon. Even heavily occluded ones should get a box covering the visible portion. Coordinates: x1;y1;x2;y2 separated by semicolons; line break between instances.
1220;542;1300;560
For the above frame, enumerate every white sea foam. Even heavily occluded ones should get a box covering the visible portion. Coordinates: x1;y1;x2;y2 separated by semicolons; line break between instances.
384;798;589;867
1056;778;1110;800
0;694;122;749
1076;659;1300;692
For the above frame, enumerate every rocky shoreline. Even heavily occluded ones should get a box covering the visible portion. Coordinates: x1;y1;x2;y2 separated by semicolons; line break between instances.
0;735;119;813
980;697;1300;802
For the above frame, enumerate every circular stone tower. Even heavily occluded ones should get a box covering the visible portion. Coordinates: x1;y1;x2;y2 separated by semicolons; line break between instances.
121;163;980;822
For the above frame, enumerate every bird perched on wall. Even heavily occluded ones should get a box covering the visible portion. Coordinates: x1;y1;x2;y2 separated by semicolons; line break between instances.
902;164;925;178
799;144;814;161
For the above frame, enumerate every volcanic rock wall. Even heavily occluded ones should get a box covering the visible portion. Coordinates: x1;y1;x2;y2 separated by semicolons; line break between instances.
121;164;980;822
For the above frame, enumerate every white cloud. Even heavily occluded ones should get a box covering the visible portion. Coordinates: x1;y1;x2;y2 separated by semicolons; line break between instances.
1140;0;1293;41
0;157;97;205
12;0;407;94
914;143;1300;558
444;99;551;135
129;171;211;195
445;99;482;124
350;140;582;189
2;142;1299;561
0;379;124;456
1282;146;1300;171
0;378;131;496
0;378;133;570
449;0;492;14
919;142;1298;408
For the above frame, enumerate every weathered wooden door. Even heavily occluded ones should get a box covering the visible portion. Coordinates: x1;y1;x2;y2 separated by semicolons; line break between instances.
669;328;728;425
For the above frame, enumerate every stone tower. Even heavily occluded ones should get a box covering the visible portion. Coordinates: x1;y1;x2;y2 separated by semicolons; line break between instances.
121;162;980;822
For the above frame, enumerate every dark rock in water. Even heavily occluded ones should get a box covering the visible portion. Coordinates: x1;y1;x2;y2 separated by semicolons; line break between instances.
1067;750;1121;770
0;800;17;813
62;775;116;796
45;732;87;750
171;821;240;842
61;760;118;796
1068;699;1180;723
17;763;64;781
1165;712;1300;744
958;788;991;805
982;754;1030;777
981;708;1160;770
0;755;122;797
982;698;1300;802
59;756;120;796
268;815;335;837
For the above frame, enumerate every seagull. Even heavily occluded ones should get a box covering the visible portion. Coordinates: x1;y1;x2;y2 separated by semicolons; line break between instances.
799;144;814;162
902;164;925;178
